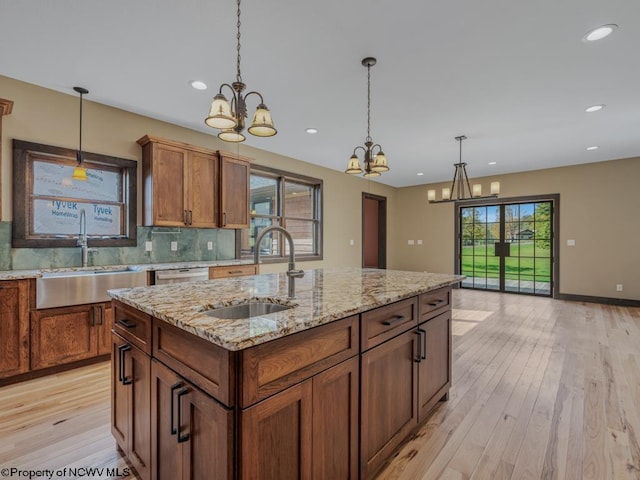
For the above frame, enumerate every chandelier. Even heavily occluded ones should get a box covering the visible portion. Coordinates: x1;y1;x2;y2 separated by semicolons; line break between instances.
345;57;389;177
204;0;276;143
428;135;500;203
72;86;89;181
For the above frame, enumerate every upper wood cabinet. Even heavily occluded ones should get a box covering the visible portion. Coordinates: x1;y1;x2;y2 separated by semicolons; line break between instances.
0;279;29;379
138;135;251;229
219;152;250;229
139;136;218;228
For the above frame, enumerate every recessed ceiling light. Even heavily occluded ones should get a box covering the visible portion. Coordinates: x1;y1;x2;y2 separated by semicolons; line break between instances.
417;172;424;176
583;24;618;42
190;80;207;90
586;145;599;151
305;128;318;134
585;104;605;113
488;161;497;165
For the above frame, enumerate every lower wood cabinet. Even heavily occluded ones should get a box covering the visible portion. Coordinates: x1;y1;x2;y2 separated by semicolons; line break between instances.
31;302;112;370
112;333;151;480
150;360;233;480
239;356;359;480
0;279;30;378
417;311;451;422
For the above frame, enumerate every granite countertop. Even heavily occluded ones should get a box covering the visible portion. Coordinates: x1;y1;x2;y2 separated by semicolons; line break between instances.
108;267;463;351
0;259;255;281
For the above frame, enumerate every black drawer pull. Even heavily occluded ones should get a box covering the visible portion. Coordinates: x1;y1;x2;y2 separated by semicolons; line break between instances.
419;328;427;360
415;330;422;363
118;319;136;329
177;387;190;443
382;315;405;326
118;344;132;385
228;270;243;274
427;299;445;307
170;382;183;435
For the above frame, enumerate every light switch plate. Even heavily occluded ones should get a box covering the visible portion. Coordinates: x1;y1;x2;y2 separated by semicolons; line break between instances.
170;241;178;251
207;241;213;250
567;239;575;246
145;241;153;252
408;239;415;245
349;239;355;246
417;239;423;245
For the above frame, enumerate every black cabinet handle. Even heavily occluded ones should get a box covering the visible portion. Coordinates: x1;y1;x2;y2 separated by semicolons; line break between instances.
170;382;183;435
90;306;96;327
228;270;243;275
419;328;427;360
223;212;227;227
415;330;422;363
177;387;190;443
118;344;132;385
118;319;136;329
97;306;104;326
382;315;405;326
427;299;444;307
184;210;188;225
189;210;193;225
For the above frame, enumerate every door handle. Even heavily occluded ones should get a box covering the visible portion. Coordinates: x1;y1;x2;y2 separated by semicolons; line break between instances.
118;344;132;385
222;212;227;227
415;330;422;363
177;387;190;443
189;210;193;225
170;382;183;435
184;210;188;225
419;328;427;360
96;305;104;326
382;315;405;326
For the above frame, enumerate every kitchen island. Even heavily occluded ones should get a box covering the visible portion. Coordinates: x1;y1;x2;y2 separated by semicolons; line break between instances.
108;267;462;480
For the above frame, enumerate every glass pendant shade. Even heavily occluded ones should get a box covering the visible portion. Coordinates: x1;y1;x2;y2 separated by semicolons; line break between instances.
345;155;363;174
248;104;277;137
491;181;500;194
72;166;87;181
371;152;389;173
442;187;451;200
472;184;482;196
205;94;236;129
218;128;246;143
363;170;381;178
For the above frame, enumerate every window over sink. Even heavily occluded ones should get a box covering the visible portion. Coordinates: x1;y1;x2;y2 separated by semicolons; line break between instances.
240;165;323;262
12;140;137;248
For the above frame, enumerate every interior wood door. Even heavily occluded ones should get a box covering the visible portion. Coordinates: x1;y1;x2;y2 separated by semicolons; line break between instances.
362;193;387;268
0;279;29;378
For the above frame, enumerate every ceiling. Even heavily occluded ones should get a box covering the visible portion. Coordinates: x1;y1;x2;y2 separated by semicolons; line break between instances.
1;0;639;188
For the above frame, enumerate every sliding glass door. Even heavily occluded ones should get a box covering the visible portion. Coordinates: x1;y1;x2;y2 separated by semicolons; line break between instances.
459;200;554;296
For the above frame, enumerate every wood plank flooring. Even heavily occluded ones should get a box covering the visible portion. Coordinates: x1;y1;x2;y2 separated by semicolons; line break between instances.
1;290;639;479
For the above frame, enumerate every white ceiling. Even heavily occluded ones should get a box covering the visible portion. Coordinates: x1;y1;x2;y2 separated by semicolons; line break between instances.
1;0;639;187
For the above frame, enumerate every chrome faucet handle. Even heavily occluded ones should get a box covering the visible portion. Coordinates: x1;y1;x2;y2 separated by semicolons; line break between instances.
287;269;305;278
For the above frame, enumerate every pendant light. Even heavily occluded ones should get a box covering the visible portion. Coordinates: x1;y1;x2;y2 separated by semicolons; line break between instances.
205;0;277;142
345;57;389;177
72;86;89;181
428;135;500;203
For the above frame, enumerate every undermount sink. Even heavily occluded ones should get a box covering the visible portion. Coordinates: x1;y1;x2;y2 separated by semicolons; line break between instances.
205;302;292;320
36;268;147;309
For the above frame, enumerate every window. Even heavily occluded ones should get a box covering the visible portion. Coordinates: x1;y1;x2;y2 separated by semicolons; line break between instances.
241;165;322;262
13;140;137;248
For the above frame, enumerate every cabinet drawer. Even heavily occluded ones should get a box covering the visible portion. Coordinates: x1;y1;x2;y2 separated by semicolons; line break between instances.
153;318;235;407
418;287;451;322
361;297;418;351
240;315;359;407
209;264;258;279
113;301;152;354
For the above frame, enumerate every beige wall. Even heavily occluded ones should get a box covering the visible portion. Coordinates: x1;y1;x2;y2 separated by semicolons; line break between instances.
0;75;396;273
393;158;640;300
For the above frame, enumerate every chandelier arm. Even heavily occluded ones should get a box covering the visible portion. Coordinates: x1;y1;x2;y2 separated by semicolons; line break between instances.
370;144;384;154
353;145;367;156
450;165;460;200
219;83;237;97
461;163;473;198
243;91;266;104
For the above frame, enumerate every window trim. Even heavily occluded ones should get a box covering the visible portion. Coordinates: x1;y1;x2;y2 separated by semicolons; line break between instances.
12;139;137;248
244;164;323;263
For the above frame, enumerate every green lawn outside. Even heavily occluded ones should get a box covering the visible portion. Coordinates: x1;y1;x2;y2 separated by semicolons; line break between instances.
460;241;551;281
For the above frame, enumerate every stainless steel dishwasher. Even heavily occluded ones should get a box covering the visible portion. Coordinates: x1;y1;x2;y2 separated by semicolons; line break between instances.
154;267;209;285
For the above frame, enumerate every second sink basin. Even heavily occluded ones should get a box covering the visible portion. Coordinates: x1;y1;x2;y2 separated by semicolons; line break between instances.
205;302;292;320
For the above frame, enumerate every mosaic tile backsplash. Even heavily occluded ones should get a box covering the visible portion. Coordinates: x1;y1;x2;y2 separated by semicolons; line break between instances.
0;222;236;270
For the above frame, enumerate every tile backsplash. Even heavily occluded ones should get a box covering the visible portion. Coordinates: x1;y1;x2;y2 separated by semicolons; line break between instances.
0;221;236;270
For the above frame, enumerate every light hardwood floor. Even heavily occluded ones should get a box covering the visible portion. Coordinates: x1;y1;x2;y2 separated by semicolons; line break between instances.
1;290;639;479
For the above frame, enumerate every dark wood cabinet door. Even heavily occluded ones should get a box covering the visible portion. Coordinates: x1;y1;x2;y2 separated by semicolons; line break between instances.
97;303;113;356
219;154;250;228
151;360;183;480
240;380;312;480
418;311;451;422
30;305;96;369
360;329;418;479
148;143;187;226
312;357;359;480
186;151;218;228
0;280;29;378
181;383;233;480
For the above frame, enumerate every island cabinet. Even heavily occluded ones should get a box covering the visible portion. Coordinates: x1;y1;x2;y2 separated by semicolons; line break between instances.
0;279;30;378
30;301;112;370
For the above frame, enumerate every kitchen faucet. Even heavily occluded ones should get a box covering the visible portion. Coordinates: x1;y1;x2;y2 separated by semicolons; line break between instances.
77;209;96;267
254;226;304;299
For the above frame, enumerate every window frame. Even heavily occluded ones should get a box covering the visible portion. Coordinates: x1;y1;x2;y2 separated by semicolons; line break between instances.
243;164;323;263
12;139;137;248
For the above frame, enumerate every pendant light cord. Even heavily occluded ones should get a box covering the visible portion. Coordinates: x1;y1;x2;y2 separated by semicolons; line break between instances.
78;90;83;163
236;0;242;83
366;63;371;142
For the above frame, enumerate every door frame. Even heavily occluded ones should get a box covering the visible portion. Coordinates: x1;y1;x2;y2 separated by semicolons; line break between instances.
454;193;560;298
362;193;387;269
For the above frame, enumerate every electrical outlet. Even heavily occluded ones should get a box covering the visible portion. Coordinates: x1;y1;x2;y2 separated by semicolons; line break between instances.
408;240;415;245
207;241;213;250
567;239;575;246
417;239;423;245
616;284;623;292
170;241;178;251
145;241;152;252
349;239;355;246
